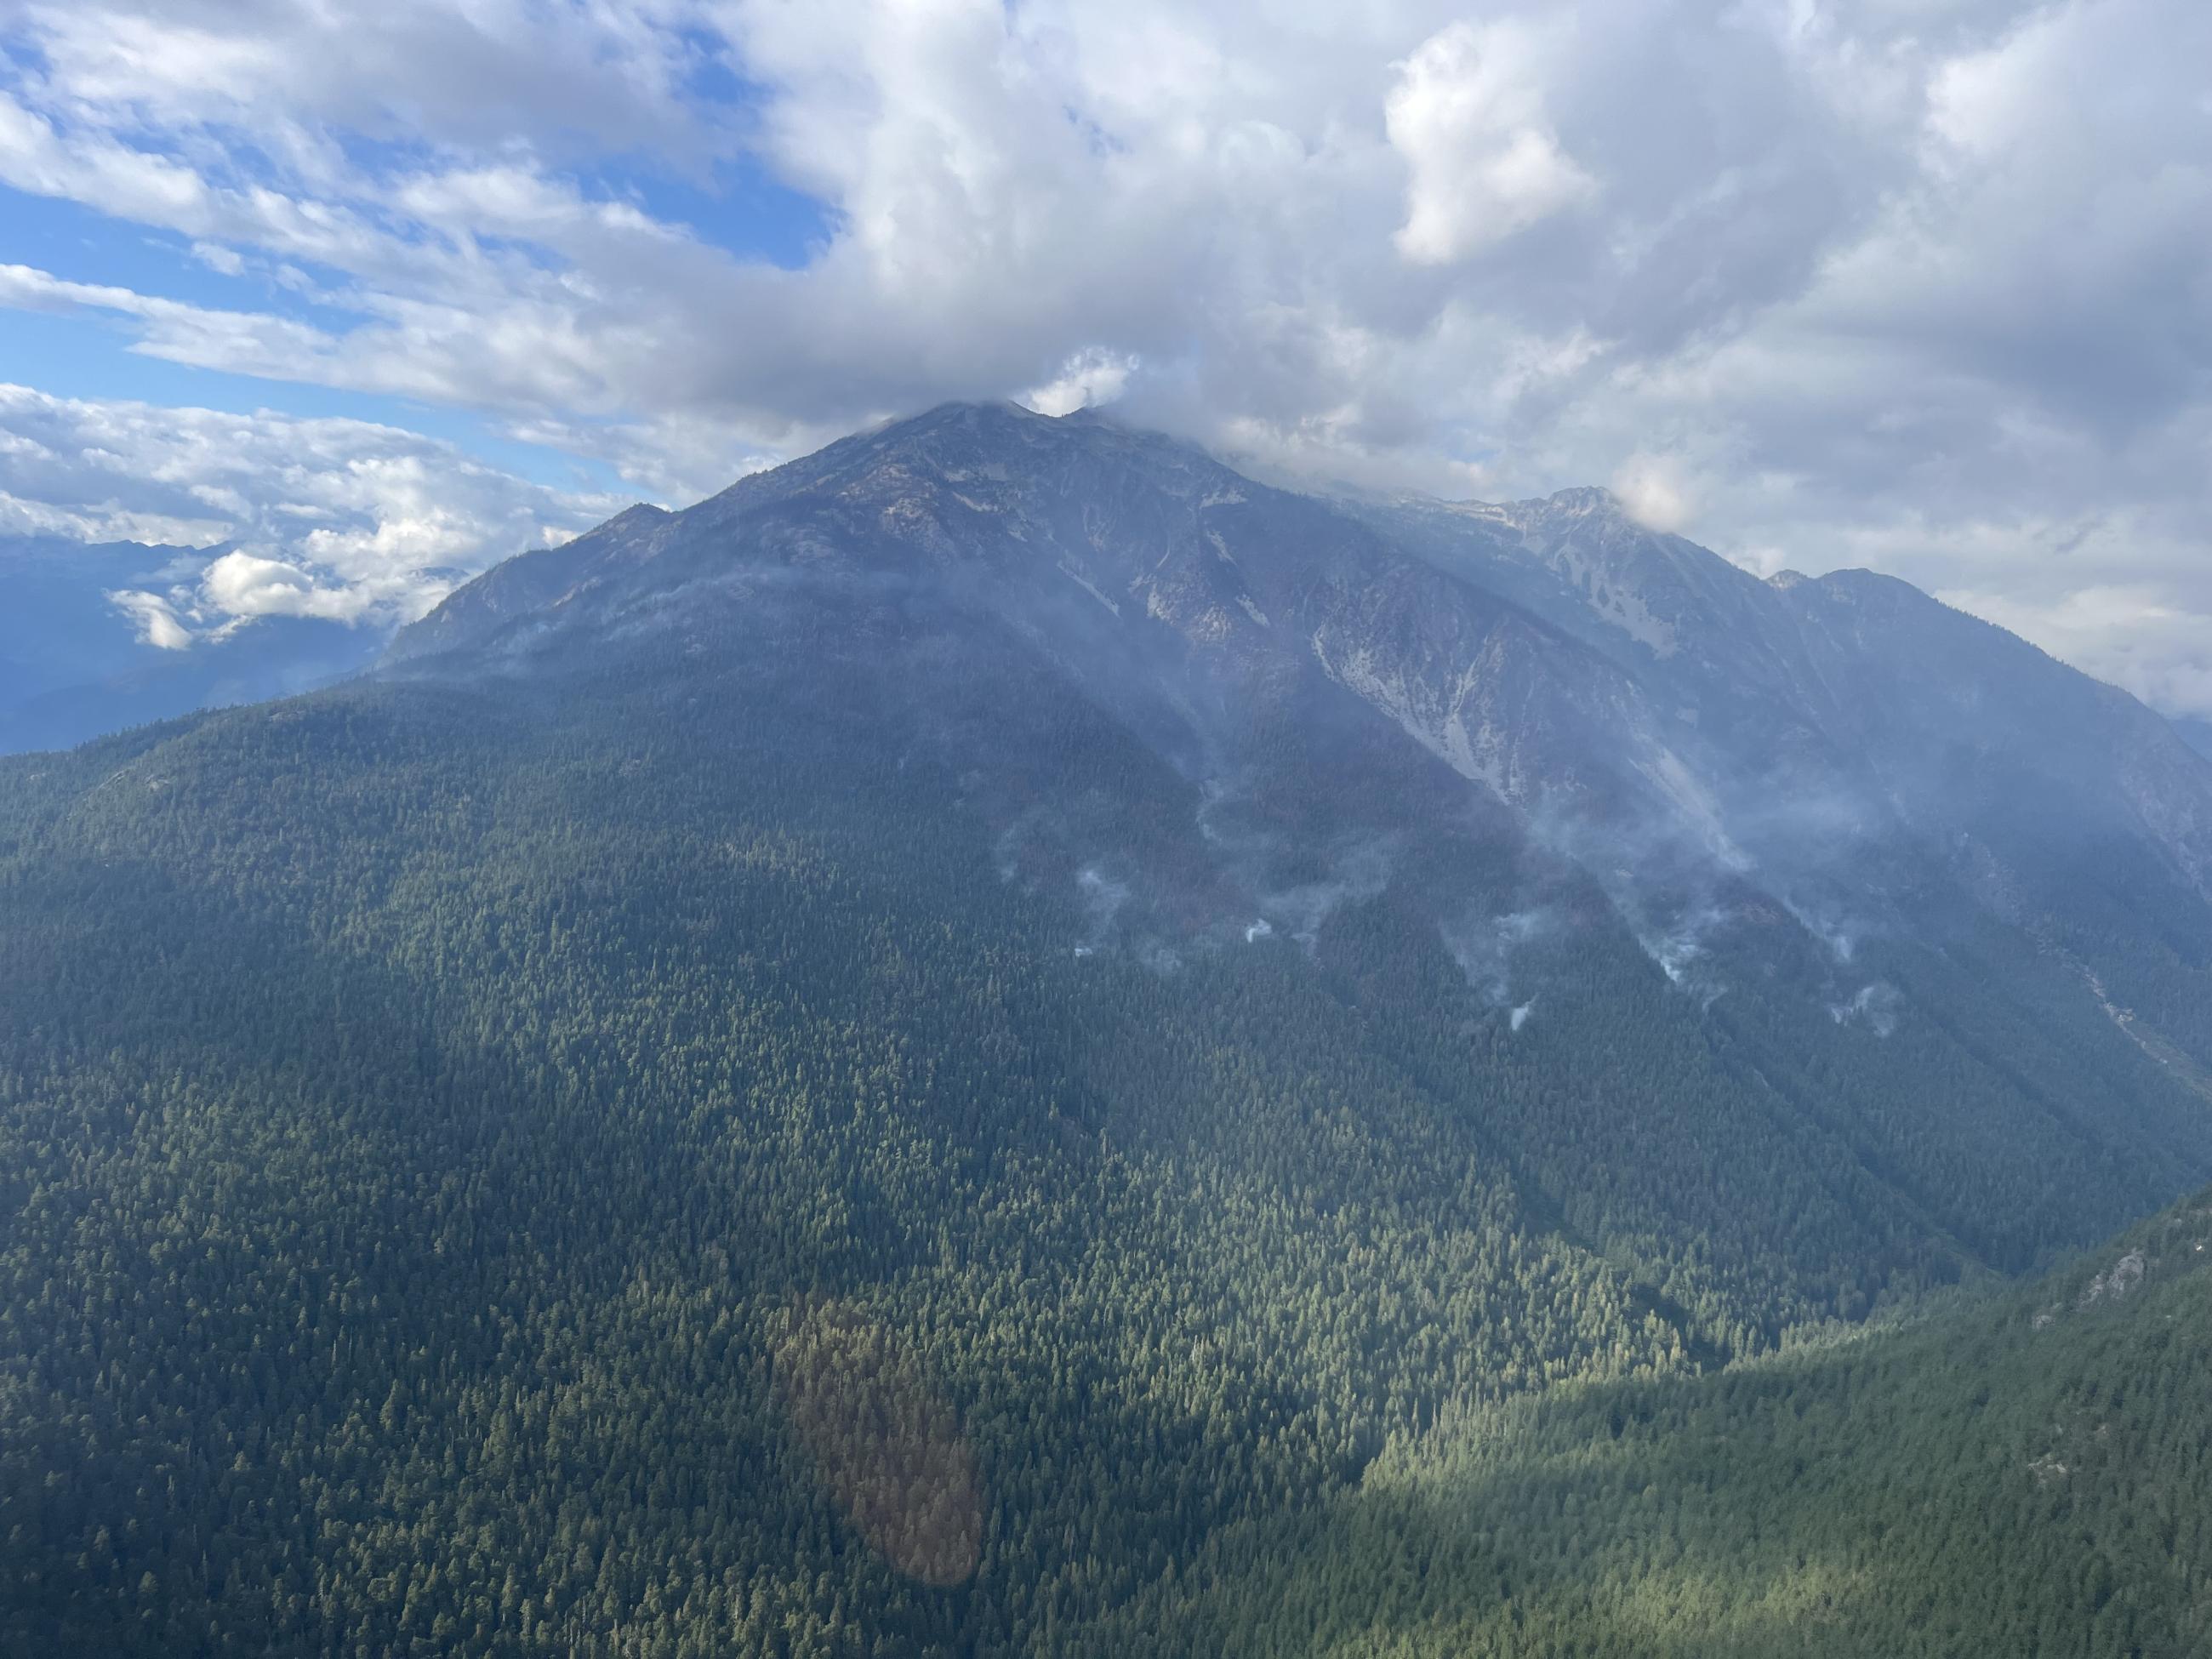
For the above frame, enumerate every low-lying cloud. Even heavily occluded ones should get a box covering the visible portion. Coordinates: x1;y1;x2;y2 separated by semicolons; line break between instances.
0;383;622;647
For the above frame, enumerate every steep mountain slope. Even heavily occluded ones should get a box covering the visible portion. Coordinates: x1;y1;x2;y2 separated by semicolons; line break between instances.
390;401;2212;1285
391;406;1681;825
1357;487;2212;908
1360;478;2212;1095
404;402;2212;951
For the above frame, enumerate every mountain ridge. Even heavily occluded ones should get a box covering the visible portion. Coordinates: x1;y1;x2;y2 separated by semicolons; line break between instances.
392;403;2212;909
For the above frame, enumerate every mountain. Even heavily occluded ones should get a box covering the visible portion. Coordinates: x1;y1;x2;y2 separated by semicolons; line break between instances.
402;403;2212;943
0;534;388;755
391;401;2212;1283
3;402;2209;1655
2175;714;2212;761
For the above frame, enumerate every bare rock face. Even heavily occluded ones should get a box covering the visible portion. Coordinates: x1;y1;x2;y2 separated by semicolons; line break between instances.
2081;1251;2147;1306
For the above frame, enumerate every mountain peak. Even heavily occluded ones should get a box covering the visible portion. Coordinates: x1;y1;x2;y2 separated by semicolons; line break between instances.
1538;484;1626;516
890;398;1056;435
388;405;2212;929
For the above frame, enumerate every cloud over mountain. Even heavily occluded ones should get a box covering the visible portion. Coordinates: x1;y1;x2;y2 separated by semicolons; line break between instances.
0;0;2206;709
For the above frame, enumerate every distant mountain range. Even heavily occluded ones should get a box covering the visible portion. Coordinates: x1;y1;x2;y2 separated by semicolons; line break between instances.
0;535;385;754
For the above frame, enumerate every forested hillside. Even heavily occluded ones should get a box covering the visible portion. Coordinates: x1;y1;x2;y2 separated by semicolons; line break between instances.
1103;1184;2212;1658
0;607;2200;1655
0;646;1730;1657
3;404;2209;1656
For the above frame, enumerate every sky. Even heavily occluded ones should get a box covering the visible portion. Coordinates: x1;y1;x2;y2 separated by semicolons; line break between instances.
0;0;2208;715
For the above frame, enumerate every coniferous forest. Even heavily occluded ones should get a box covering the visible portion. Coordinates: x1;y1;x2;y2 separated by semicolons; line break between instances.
3;529;2209;1658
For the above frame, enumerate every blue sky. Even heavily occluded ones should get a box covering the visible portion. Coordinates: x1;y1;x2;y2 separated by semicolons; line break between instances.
2;0;2209;717
2;197;591;489
0;161;825;493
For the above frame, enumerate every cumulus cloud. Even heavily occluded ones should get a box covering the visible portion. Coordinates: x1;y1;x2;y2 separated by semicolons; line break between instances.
1023;348;1138;418
105;587;191;650
1386;20;1594;265
199;550;375;624
1611;454;1693;535
0;0;2207;709
0;383;623;645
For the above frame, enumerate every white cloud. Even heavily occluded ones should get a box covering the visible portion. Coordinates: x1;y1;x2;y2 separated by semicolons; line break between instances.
199;549;375;623
1611;455;1692;534
105;588;192;649
0;0;2206;710
0;482;230;545
0;383;624;644
6;0;710;158
189;241;245;276
1386;20;1595;265
1023;348;1137;418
